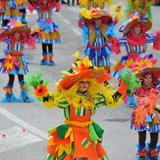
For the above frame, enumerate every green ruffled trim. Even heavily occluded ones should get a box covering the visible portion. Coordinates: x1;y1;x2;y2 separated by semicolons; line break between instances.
45;153;66;160
125;1;152;20
89;122;104;142
121;69;141;92
48;124;70;139
57;124;70;139
24;68;44;91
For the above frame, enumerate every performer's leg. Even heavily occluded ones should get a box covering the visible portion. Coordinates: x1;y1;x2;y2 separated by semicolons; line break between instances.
147;132;159;160
48;44;56;66
40;43;48;65
1;74;18;102
137;131;147;160
17;74;34;102
19;9;28;24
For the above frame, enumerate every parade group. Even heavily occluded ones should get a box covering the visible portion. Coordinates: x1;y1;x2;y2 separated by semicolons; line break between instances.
0;0;160;159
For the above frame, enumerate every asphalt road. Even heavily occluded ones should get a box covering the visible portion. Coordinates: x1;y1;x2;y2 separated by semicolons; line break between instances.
0;1;160;160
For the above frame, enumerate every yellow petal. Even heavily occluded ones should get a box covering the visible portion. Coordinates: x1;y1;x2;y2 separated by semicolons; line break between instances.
57;144;64;156
64;127;73;139
64;143;72;154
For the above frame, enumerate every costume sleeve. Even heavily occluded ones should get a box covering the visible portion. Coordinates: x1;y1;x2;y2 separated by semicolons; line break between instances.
146;33;156;43
95;91;122;108
118;36;127;46
43;94;69;109
82;23;89;44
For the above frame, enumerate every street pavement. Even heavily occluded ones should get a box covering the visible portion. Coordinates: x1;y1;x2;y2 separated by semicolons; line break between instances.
0;1;160;160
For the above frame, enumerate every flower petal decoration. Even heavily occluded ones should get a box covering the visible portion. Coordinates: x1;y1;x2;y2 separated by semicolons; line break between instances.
129;53;157;73
34;83;49;100
2;53;18;73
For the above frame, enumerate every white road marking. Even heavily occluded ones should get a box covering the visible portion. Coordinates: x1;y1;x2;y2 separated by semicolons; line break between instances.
63;19;71;24
0;126;42;153
68;6;79;13
55;12;63;18
0;108;48;140
70;26;82;36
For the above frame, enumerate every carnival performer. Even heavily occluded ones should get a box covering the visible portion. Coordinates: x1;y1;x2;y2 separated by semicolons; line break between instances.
24;52;140;160
0;19;36;102
0;0;21;26
28;0;61;66
112;12;160;107
78;4;124;74
128;54;160;160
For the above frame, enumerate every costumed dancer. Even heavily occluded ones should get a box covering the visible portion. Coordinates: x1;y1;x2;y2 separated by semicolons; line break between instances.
0;0;21;26
112;12;160;107
128;54;160;160
28;0;61;66
0;19;36;102
78;4;124;75
24;52;140;160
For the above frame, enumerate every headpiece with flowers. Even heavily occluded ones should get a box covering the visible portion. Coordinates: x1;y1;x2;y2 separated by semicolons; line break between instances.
119;12;152;35
125;0;154;20
0;19;36;49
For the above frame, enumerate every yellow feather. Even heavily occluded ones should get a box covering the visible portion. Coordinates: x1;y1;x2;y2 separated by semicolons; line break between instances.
71;51;80;59
83;56;92;68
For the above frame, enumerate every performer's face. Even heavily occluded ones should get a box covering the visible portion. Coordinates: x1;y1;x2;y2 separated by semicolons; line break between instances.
78;81;90;92
42;0;48;5
143;74;153;86
133;25;141;35
95;18;102;26
14;32;21;39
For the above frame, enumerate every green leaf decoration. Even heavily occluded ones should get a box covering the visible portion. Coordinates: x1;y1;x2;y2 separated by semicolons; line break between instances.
37;97;43;102
43;81;49;86
57;124;70;139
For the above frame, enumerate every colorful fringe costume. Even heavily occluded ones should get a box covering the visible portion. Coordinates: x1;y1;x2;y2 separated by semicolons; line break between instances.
18;0;29;24
28;0;61;66
24;52;140;160
0;0;21;26
111;11;160;107
0;19;36;102
128;54;160;160
78;4;124;73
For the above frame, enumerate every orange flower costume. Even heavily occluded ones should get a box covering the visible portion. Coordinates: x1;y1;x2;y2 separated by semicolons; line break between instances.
25;52;139;160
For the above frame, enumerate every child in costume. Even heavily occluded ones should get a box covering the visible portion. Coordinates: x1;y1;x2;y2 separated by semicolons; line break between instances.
112;12;160;107
0;0;21;26
78;5;124;74
0;19;36;102
128;55;160;160
24;52;140;160
28;0;61;66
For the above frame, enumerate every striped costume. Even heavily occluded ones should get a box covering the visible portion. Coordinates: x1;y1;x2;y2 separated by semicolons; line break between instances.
0;38;29;75
84;25;111;67
43;92;122;160
0;0;21;21
34;6;61;44
130;86;160;133
112;33;157;79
